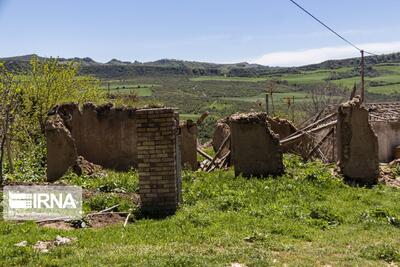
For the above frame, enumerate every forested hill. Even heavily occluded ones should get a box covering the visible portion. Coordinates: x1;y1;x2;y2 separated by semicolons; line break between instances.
2;52;400;78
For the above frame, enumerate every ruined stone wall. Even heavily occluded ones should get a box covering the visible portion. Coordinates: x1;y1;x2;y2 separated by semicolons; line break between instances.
228;113;284;178
179;120;198;170
136;108;180;216
266;117;297;139
47;103;137;180
56;103;137;170
46;115;78;181
212;120;231;160
337;98;379;184
371;121;400;163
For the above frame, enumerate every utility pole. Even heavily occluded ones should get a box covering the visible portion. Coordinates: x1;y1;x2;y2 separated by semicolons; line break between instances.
360;50;365;103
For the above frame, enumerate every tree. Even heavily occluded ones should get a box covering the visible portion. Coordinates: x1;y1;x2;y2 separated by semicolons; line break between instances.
23;57;105;133
299;83;346;117
0;63;21;184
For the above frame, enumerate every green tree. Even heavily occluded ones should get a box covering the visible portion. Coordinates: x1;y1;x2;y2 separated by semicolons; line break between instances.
0;63;22;183
23;57;105;133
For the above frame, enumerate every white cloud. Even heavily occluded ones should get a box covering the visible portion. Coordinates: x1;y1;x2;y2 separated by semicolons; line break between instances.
252;41;400;67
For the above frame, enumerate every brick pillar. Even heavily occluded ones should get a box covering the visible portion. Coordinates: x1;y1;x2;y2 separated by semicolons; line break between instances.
136;108;180;216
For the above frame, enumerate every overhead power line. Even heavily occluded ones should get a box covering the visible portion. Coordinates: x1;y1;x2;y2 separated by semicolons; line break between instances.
288;0;379;56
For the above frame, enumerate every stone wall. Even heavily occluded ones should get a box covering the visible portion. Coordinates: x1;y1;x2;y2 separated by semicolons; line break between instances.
179;120;198;170
228;113;284;178
136;108;181;216
371;121;400;163
337;98;379;185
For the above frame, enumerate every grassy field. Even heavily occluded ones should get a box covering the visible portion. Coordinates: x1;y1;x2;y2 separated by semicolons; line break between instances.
186;65;400;95
190;76;271;83
222;92;309;104
1;156;400;266
101;81;158;96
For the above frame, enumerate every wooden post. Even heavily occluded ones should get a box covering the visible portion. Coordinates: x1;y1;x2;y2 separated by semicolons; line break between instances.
270;88;275;116
265;93;269;115
292;96;295;123
361;50;365;103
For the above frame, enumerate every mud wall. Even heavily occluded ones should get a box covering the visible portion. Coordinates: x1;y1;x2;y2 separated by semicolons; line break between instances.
46;116;78;181
371;121;400;163
55;103;137;170
228;113;284;178
179;120;198;170
46;103;138;180
266;117;297;139
337;98;379;185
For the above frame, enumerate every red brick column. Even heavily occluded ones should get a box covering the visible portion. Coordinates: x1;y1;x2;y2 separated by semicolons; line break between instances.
136;108;180;216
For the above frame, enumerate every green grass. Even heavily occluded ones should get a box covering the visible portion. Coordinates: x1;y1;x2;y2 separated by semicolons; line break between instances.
190;76;271;82
281;71;330;85
367;84;400;94
108;87;152;96
1;155;400;266
180;113;201;120
101;81;159;96
222;92;310;104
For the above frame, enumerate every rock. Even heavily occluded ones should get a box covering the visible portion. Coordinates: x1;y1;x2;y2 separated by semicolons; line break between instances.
14;241;28;247
33;241;51;253
73;156;102;176
54;235;73;246
33;236;76;253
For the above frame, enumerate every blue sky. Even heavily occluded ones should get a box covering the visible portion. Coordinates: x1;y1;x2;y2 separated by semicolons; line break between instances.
1;0;400;66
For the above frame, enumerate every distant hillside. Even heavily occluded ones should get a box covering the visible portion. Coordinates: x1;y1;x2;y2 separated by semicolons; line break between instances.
299;52;400;71
2;52;400;78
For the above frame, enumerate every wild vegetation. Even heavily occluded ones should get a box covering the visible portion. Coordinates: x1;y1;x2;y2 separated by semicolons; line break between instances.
0;58;106;184
1;156;400;265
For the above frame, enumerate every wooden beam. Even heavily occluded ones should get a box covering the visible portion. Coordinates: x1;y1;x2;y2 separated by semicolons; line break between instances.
280;120;337;147
205;134;230;171
284;113;336;141
305;128;334;160
197;147;213;161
